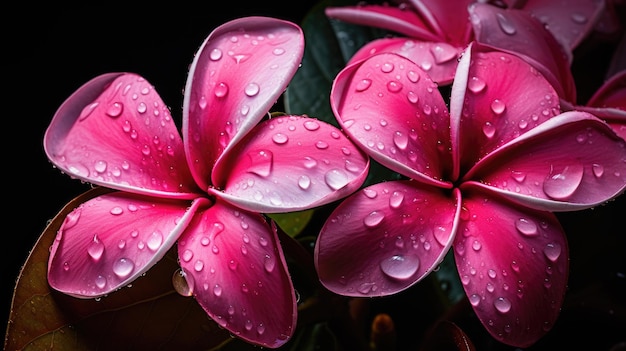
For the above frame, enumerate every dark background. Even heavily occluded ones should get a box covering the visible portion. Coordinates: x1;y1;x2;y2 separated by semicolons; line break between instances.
5;0;317;340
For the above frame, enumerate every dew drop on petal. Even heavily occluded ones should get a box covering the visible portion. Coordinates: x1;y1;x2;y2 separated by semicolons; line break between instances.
356;79;372;92
215;82;229;98
496;13;517;35
494;296;512;313
245;83;260;97
88;235;105;261
325;168;349;190
515;218;538;237
389;191;404;209
113;258;134;278
543;163;584;200
468;76;486;93
298;175;311;190
364;211;384;227
380;255;420;280
543;242;562;262
247;150;273;177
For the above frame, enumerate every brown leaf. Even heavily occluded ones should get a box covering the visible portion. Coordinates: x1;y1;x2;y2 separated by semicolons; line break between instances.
5;188;233;351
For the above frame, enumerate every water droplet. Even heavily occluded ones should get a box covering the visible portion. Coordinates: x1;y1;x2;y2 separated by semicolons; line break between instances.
543;163;584;200
88;235;104;261
543;243;561;262
494;296;512;313
245;83;260;97
209;48;223;61
407;91;419;103
325;168;349;190
496;13;517;35
389;191;404;208
182;249;193;262
592;163;604;178
429;44;457;64
357;282;376;294
356;79;372;92
387;80;403;93
472;240;482;251
304;120;320;131
95;275;107;289
173;268;194;296
482;121;496;138
213;284;223;297
303;157;317;169
113;258;134;278
106;102;124;118
272;133;288;144
364;211;385;227
490;99;506;115
380;255;420;280
264;254;275;272
570;12;587;24
469;293;481;306
79;102;99;121
215;82;229;98
298;175;311;190
247;149;273;177
515;218;538;236
468;76;486;93
147;230;163;251
407;70;420;83
381;62;394;73
393;131;408;150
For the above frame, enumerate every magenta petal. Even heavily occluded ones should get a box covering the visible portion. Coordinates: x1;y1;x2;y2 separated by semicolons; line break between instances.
348;37;462;85
468;4;576;102
213;115;369;213
452;43;561;173
48;192;195;297
44;73;198;198
519;0;605;50
409;0;475;45
325;5;441;41
462;111;626;211
178;200;296;349
331;52;453;187
315;181;460;297
183;17;304;191
454;192;568;348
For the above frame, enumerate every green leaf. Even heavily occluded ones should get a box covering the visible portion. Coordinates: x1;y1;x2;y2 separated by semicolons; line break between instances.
284;0;388;127
268;209;315;237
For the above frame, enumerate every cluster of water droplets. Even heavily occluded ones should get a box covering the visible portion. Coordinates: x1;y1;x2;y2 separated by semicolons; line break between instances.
455;205;564;338
59;75;187;193
55;198;172;295
172;209;283;339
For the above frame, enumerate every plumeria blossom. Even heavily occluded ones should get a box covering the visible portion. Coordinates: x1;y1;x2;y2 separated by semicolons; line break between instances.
43;17;368;348
325;0;603;101
314;42;626;347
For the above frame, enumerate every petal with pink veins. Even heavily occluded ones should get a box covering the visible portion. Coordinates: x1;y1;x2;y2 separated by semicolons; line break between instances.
48;191;197;297
451;42;562;174
315;181;460;297
516;0;605;50
347;37;462;85
454;191;568;348
212;115;369;213
331;52;453;187
44;73;199;199
325;5;442;42
178;199;296;349
462;111;626;211
183;17;305;191
468;4;576;103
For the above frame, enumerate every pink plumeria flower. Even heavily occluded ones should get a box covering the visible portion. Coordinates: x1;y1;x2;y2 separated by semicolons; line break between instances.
44;17;369;348
314;43;626;347
325;0;601;101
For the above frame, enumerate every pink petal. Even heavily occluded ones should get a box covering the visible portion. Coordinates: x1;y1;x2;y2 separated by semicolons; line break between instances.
454;192;569;348
518;0;605;50
183;17;304;191
408;0;475;45
468;3;576;102
212;115;369;213
462;111;626;211
177;200;296;349
44;73;198;198
331;52;453;188
315;181;460;297
562;70;626;140
451;42;561;174
347;37;462;85
48;192;196;297
325;5;442;42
